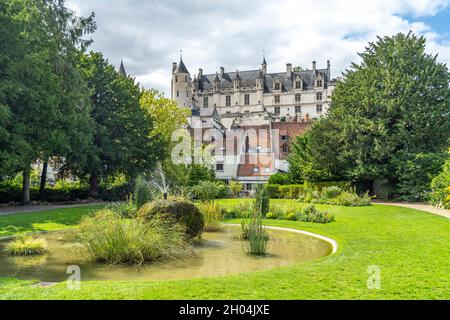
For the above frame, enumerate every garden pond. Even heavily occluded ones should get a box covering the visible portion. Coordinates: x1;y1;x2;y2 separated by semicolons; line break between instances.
0;226;332;282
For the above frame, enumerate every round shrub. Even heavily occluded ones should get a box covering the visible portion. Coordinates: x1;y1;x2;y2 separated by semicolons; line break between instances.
286;212;298;221
138;197;204;238
265;212;276;220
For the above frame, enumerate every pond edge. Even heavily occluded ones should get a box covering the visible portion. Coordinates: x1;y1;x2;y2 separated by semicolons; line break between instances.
224;223;339;255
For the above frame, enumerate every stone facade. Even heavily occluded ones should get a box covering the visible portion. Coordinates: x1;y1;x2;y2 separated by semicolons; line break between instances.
171;56;338;191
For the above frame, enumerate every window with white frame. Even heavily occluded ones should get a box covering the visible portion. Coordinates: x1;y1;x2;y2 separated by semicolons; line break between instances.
295;106;301;114
274;106;280;115
204;96;209;108
226;95;231;106
295;94;301;102
316;92;323;101
316;104;323;113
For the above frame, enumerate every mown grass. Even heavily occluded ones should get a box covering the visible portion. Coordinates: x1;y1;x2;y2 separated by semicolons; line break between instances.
0;200;449;300
0;205;105;238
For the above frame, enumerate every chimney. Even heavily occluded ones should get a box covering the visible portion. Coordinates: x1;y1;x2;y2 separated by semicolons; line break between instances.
286;63;292;78
198;68;203;78
312;61;316;73
327;60;331;79
172;62;177;74
220;66;224;76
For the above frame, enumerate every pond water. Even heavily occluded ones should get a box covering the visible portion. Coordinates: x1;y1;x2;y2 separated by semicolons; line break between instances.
0;226;332;282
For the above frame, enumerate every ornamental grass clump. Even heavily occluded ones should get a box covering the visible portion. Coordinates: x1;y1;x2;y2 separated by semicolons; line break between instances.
198;202;224;232
7;236;48;256
78;209;190;265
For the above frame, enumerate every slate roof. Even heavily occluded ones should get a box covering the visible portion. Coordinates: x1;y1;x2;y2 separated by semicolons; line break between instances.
198;68;330;93
174;58;190;74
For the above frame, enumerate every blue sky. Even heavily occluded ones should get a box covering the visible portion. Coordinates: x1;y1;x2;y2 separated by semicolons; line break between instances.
67;0;450;95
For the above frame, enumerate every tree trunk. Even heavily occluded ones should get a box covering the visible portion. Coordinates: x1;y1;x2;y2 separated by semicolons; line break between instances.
39;161;48;200
21;165;31;206
89;174;99;198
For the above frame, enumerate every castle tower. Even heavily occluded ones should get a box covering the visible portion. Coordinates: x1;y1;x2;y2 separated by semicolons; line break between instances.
119;59;127;77
261;55;267;75
172;55;192;108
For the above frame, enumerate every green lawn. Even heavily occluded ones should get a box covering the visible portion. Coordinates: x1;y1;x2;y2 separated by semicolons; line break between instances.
0;200;449;300
0;205;105;238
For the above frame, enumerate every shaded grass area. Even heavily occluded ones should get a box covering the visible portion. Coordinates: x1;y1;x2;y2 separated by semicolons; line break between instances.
0;200;449;299
0;205;105;238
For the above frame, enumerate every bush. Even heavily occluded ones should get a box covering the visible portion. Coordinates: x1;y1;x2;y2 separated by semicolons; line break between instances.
198;202;224;232
268;173;292;185
191;181;228;202
134;176;152;209
430;154;450;209
328;191;372;207
297;205;335;224
265;212;277;219
78;209;189;265
320;186;343;200
285;212;298;221
229;180;243;198
138;197;204;238
7;236;48;256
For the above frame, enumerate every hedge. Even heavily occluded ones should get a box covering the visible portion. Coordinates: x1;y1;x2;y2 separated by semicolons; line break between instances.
0;184;131;203
265;181;352;199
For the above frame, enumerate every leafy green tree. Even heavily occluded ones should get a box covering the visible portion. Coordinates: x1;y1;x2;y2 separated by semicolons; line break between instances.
290;32;450;199
140;89;189;150
76;52;163;196
288;130;335;183
0;0;95;204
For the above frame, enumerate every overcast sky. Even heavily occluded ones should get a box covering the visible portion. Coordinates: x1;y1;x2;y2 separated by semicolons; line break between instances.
67;0;450;96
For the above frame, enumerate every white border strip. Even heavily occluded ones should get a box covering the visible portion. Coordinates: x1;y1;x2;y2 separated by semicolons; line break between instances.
224;223;338;255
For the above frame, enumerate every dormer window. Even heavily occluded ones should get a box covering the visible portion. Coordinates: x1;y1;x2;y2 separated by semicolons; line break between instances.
317;80;323;87
295;80;301;89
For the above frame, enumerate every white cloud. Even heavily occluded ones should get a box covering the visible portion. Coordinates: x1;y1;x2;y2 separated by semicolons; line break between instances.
67;0;450;96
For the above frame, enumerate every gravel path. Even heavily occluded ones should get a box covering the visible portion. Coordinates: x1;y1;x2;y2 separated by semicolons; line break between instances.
374;201;450;219
0;202;106;216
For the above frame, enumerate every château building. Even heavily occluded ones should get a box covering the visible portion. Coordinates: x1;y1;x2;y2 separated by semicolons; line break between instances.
171;56;338;192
